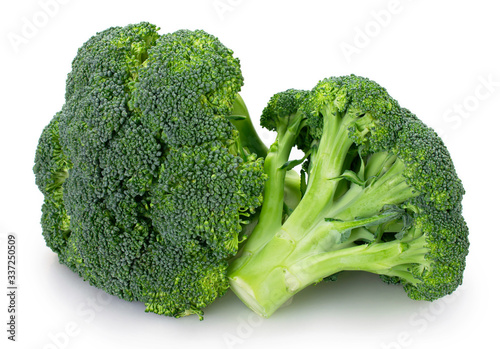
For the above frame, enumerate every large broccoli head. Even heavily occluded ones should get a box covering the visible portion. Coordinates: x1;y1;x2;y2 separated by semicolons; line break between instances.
33;22;265;319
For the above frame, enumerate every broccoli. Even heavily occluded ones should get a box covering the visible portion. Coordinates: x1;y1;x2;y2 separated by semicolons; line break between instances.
228;75;469;318
34;23;469;320
33;22;268;319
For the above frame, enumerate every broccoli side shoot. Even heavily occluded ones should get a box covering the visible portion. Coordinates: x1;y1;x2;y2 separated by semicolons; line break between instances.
228;75;469;318
228;89;309;273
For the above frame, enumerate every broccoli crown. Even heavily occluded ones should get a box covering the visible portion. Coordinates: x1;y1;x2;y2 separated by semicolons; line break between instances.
34;22;265;318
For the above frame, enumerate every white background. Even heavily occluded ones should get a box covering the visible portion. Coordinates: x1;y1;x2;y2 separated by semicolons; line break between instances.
1;0;499;348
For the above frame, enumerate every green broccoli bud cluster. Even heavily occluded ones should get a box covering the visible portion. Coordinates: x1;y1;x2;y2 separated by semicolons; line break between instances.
34;22;265;319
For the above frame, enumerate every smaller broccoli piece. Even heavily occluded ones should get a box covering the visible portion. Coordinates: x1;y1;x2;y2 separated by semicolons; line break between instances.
228;75;469;318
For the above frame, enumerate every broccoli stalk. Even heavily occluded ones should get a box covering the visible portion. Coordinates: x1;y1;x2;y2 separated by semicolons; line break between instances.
228;153;421;317
228;75;469;318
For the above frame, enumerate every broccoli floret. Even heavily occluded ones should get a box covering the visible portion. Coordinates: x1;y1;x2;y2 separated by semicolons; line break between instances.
34;22;266;319
33;113;72;258
228;75;469;318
